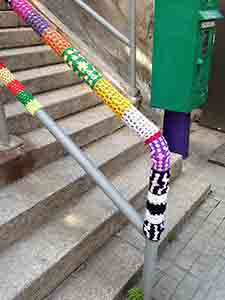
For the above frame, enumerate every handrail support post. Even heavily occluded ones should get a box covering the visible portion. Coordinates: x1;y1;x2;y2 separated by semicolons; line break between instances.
129;0;139;97
0;101;10;148
0;87;23;151
144;240;159;300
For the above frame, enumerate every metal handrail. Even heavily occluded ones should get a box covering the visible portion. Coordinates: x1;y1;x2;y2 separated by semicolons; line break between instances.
73;0;138;96
0;100;9;146
1;62;159;300
2;1;171;299
73;0;130;45
0;82;10;148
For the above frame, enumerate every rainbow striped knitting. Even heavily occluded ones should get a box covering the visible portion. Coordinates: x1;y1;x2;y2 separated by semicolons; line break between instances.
2;0;171;241
0;63;42;115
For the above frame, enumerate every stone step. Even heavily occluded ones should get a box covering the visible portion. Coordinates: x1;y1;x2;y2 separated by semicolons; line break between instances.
0;104;122;187
0;152;182;300
0;10;27;28
0;27;42;49
2;63;81;102
46;166;211;300
0;45;62;72
5;83;101;135
0;127;147;251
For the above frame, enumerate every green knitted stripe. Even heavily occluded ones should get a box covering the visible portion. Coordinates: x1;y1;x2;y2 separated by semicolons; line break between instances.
63;47;103;88
63;47;79;57
66;53;80;66
16;90;34;106
71;58;102;88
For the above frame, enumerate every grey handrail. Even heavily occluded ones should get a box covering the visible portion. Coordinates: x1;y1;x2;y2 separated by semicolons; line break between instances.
0;82;10;148
73;0;130;45
37;109;144;234
0;101;9;146
129;0;137;91
73;0;138;95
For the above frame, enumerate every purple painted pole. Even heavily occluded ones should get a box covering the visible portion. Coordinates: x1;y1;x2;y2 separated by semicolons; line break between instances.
163;110;191;159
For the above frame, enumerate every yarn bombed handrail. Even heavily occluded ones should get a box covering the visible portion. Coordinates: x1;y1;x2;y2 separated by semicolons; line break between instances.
2;0;171;241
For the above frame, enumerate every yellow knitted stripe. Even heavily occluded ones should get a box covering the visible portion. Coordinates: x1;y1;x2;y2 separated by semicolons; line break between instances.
25;99;43;116
0;68;15;85
93;78;132;119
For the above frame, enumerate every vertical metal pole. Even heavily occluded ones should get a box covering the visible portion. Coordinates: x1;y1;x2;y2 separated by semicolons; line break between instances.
0;90;10;147
144;240;159;300
129;0;137;96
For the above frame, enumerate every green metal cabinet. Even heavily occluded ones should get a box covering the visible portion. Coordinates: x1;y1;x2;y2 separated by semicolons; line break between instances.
151;0;223;113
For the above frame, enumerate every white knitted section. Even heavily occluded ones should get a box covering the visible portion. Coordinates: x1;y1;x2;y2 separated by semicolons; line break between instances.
145;210;165;225
122;106;159;141
147;191;167;205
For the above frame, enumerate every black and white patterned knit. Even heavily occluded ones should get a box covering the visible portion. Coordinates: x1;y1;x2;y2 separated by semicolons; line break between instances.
149;169;170;195
143;169;170;241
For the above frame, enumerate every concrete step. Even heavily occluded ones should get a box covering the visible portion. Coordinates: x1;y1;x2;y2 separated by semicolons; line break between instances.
0;127;147;251
2;64;81;102
0;152;182;300
46;167;211;300
0;10;27;28
0;45;62;72
5;83;101;135
0;104;122;186
0;27;42;49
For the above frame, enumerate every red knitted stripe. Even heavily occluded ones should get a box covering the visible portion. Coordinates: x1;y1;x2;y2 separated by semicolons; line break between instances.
7;80;26;96
0;63;6;69
144;131;161;145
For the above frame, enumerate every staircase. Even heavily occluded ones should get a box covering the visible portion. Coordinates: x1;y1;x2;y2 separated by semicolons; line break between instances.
0;3;211;300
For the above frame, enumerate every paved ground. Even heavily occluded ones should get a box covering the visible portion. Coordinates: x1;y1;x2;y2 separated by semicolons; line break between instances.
148;124;225;300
